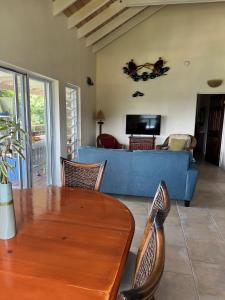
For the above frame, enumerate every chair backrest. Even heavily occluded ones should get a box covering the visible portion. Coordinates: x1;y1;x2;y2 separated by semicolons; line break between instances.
135;181;170;277
149;180;170;223
118;212;165;300
97;134;121;149
61;157;107;191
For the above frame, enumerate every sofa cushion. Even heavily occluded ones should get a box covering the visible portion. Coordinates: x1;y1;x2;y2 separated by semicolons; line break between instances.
168;138;187;151
168;134;191;148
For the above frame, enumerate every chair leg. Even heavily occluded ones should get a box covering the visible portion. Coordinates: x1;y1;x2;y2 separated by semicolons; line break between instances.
184;200;190;207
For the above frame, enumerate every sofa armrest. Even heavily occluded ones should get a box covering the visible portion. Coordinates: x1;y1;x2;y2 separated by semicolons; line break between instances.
185;164;198;201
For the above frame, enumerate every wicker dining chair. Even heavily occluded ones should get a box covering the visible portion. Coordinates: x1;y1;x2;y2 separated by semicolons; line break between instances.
117;211;165;300
134;181;170;276
61;157;107;191
148;180;170;224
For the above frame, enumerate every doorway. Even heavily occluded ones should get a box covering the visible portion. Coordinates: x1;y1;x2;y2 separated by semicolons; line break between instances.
0;67;53;188
194;94;225;165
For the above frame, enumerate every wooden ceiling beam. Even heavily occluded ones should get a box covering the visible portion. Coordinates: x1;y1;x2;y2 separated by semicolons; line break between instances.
86;6;146;46
53;0;79;16
92;6;164;52
122;0;225;6
77;1;126;39
68;0;111;29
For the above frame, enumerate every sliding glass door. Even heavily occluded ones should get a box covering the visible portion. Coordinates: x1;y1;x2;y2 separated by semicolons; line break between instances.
28;78;52;187
0;69;25;188
0;67;52;188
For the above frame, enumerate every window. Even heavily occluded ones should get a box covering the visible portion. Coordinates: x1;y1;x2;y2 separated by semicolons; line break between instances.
66;85;80;160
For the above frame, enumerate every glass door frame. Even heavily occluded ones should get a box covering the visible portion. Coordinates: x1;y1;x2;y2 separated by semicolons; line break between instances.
0;66;53;188
25;75;53;188
0;66;27;189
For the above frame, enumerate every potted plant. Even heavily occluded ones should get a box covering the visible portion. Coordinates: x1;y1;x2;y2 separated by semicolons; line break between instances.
0;117;26;240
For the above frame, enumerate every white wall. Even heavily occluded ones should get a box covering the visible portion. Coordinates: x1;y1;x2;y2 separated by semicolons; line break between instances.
0;0;96;184
96;2;225;148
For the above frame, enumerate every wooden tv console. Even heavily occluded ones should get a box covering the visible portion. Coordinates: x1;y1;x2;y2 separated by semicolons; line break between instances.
129;136;155;150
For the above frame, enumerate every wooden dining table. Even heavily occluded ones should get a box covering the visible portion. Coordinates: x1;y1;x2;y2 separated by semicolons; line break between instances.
0;187;135;300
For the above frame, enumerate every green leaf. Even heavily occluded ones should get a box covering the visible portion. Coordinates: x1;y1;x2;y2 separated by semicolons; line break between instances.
12;145;25;160
0;161;8;178
0;134;10;141
4;161;16;175
12;140;24;149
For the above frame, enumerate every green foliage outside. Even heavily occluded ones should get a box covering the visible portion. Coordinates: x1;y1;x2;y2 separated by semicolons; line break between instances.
0;90;14;97
30;95;45;125
0;89;45;125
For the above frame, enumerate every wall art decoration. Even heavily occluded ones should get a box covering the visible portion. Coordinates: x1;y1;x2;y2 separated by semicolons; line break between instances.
132;91;144;97
86;76;94;86
123;57;170;82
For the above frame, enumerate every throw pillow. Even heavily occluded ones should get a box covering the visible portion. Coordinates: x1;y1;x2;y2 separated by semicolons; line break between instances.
168;134;191;148
168;138;187;151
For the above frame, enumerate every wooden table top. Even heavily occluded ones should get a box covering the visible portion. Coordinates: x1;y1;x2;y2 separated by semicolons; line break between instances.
0;187;135;300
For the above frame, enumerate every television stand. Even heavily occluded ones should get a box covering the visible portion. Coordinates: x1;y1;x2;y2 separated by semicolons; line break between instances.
129;136;155;150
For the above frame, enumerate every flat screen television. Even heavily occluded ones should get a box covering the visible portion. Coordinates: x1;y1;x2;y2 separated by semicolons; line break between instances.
126;114;161;135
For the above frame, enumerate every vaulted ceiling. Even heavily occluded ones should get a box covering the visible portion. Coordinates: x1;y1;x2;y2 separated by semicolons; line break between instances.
52;0;225;52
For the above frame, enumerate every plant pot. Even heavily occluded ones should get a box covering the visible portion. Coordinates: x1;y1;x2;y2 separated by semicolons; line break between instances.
0;182;16;239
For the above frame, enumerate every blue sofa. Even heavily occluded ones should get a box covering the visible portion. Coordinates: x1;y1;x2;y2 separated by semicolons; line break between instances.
77;147;198;206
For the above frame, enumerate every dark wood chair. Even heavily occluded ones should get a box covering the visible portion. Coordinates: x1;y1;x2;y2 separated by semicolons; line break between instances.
148;180;170;223
156;134;197;150
117;211;165;300
61;157;107;191
135;181;170;273
97;134;124;149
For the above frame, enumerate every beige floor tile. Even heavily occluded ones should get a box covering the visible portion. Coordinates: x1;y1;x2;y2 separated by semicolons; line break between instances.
206;198;225;208
121;200;148;216
156;271;198;300
193;261;225;299
215;182;225;194
181;220;220;241
187;239;225;266
169;203;179;214
192;193;223;208
199;296;225;300
132;214;148;229
165;215;181;226
164;224;186;246
130;228;143;253
178;206;211;223
164;244;192;275
209;207;225;219
212;216;225;240
195;181;218;194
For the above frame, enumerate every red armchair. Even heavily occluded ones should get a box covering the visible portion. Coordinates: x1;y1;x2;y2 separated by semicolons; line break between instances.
97;134;124;149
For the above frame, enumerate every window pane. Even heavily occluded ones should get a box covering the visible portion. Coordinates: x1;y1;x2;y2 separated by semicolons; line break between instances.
66;86;80;160
0;70;21;188
29;79;47;187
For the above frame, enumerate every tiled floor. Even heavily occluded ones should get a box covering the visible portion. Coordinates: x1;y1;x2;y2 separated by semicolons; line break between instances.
117;162;225;300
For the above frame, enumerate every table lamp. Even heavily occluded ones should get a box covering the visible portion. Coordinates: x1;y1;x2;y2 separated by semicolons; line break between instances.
96;110;105;135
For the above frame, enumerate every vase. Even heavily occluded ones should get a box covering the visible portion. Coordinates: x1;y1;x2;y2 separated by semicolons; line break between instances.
0;182;16;239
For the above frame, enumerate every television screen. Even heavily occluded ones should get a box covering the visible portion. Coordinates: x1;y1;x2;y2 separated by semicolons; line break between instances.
126;114;161;135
